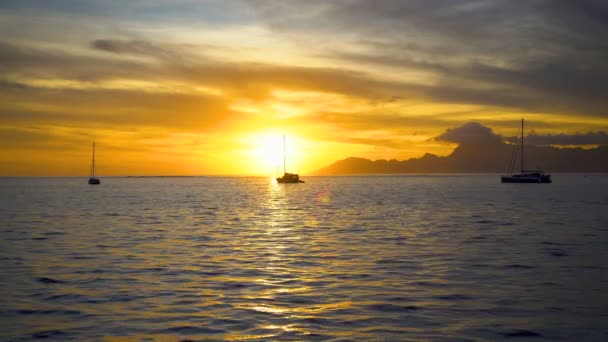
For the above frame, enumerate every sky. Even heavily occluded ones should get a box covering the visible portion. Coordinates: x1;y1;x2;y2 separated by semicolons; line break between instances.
1;0;608;176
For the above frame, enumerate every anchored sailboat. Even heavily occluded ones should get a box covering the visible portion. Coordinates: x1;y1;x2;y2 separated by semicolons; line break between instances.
88;142;101;185
276;135;304;183
501;119;551;183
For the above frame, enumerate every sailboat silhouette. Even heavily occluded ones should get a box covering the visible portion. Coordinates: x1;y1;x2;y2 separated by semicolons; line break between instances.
88;142;101;185
276;135;304;183
501;119;551;183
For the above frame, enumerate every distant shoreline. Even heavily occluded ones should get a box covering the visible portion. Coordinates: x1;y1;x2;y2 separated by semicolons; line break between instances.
2;173;608;178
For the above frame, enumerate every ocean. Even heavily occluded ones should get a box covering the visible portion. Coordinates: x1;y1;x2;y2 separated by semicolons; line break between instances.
1;175;607;341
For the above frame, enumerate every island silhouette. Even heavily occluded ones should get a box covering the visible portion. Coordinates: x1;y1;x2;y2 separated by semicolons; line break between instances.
314;123;608;175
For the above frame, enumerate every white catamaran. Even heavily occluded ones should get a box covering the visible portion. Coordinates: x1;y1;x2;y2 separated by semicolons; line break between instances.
501;119;551;183
276;135;304;183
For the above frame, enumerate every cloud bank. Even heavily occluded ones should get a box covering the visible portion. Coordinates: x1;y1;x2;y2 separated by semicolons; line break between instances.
436;122;608;146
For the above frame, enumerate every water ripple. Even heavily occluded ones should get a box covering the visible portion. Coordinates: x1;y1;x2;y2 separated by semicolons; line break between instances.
1;176;607;340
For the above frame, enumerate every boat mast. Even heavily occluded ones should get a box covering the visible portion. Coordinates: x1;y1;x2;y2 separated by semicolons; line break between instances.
520;118;524;174
283;135;286;175
90;141;96;178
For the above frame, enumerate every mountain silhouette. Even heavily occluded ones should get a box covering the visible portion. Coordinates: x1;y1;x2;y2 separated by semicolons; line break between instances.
314;123;608;175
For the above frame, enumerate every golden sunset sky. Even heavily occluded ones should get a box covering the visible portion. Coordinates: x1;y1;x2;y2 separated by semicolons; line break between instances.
1;1;608;176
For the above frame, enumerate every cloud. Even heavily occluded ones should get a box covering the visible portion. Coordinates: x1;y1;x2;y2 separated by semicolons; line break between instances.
90;38;212;64
246;0;608;117
0;85;239;131
506;131;608;146
3;29;608;131
0;41;156;82
92;39;166;55
437;122;608;146
435;122;504;145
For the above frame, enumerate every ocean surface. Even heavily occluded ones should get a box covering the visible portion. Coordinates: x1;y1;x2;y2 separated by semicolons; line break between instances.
1;175;608;341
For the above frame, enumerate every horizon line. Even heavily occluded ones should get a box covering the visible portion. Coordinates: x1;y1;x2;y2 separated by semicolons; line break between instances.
2;172;608;178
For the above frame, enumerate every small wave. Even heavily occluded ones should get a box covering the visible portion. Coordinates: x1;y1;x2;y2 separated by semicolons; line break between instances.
384;296;412;302
74;268;107;274
15;309;82;315
541;281;559;286
505;264;535;269
224;282;250;289
32;330;67;339
336;273;372;280
69;255;95;260
145;267;167;272
412;281;448;287
298;316;334;325
159;325;225;334
544;221;563;226
44;231;65;235
500;329;542;338
548;248;568;257
437;294;473;300
365;303;422;312
540;241;567;246
36;277;63;284
379;236;408;242
580;265;602;270
283;296;317;305
44;293;86;301
289;260;320;267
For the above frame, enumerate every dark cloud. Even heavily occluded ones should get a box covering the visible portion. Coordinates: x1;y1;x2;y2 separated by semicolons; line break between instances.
0;41;157;82
0;78;27;90
90;39;208;63
435;122;503;145
0;39;425;104
506;131;608;146
437;122;608;146
92;39;166;56
445;62;608;116
248;0;608;117
3;33;608;123
302;111;464;132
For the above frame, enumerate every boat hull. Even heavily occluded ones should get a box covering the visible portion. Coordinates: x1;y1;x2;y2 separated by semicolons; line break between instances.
501;174;551;183
276;172;304;183
88;178;101;185
276;178;304;183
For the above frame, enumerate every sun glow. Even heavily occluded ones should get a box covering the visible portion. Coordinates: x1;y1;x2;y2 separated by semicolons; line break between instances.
244;132;307;176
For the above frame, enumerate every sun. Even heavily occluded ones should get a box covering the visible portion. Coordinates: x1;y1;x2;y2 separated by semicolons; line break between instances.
248;133;283;175
244;132;306;176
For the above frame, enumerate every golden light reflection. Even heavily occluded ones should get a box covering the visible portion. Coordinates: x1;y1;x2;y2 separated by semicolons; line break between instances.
225;333;277;341
237;304;288;315
262;324;312;336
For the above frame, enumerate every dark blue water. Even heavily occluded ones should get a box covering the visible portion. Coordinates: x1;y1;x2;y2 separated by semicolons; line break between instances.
1;176;607;340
